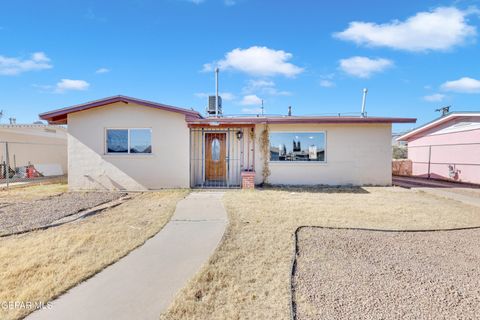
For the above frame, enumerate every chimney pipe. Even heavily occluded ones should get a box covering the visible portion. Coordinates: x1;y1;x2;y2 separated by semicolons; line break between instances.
288;106;292;116
215;67;219;118
361;88;368;117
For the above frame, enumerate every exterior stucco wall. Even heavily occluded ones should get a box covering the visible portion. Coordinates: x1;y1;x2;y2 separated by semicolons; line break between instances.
253;123;392;186
0;128;67;174
68;102;190;190
406;120;480;184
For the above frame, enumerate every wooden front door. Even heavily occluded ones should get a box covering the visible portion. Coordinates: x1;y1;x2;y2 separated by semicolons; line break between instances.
205;133;226;181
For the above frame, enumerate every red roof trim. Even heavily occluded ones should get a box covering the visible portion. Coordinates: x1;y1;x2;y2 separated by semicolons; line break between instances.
39;95;202;124
185;116;416;125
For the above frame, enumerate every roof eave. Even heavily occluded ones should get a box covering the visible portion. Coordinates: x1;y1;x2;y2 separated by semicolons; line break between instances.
186;117;416;125
39;95;202;124
396;112;480;141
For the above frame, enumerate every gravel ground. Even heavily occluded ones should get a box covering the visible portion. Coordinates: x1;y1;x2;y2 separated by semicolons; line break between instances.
0;192;126;236
293;227;480;320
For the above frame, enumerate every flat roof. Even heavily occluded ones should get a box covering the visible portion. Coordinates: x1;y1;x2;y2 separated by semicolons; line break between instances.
39;95;416;125
186;115;416;125
397;111;480;141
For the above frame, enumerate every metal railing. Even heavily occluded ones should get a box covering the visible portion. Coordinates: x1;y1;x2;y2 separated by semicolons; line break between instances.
190;127;255;188
0;141;67;188
407;142;480;183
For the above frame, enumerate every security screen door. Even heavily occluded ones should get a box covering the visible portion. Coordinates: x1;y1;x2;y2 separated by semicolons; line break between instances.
205;132;226;181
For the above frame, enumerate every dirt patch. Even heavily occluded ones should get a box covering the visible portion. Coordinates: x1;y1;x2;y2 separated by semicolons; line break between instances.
293;227;480;320
0;192;126;236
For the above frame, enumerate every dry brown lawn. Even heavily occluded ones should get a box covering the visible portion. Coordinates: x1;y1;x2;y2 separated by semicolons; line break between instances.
161;186;480;320
0;189;188;320
0;182;67;203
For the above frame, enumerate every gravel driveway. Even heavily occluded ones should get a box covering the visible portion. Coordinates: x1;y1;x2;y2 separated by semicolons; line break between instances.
0;192;126;236
293;227;480;320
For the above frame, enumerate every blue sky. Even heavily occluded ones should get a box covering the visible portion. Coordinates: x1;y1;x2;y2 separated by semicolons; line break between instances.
1;0;479;132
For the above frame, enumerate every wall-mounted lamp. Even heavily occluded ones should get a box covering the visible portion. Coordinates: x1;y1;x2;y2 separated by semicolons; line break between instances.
236;130;243;140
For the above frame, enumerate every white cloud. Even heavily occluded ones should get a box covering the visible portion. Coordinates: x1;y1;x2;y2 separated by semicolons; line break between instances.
243;79;291;96
205;46;303;77
241;107;263;114
0;51;52;75
423;93;446;102
224;0;235;6
334;7;477;52
319;79;335;88
55;79;90;93
441;77;480;93
195;92;236;101
201;63;214;72
240;94;262;105
96;67;110;74
339;56;393;78
188;0;205;4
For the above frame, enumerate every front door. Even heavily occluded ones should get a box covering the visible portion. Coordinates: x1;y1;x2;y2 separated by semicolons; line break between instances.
205;133;226;181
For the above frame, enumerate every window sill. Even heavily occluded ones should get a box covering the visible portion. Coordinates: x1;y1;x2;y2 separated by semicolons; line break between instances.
268;161;328;165
103;153;155;158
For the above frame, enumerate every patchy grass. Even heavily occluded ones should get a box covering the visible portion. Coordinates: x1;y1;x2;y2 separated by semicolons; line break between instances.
0;190;188;320
0;182;67;203
161;187;480;320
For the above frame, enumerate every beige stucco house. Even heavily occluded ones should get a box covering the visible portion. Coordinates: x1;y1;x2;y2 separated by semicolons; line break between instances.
39;95;416;190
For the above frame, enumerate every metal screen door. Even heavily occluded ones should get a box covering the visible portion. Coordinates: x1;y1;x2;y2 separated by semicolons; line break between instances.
205;132;226;182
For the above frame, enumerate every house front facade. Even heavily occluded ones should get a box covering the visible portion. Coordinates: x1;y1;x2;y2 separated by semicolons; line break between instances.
40;95;416;190
397;112;480;185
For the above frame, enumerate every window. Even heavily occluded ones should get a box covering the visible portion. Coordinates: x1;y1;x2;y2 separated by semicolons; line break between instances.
106;129;152;154
211;138;220;161
269;132;325;162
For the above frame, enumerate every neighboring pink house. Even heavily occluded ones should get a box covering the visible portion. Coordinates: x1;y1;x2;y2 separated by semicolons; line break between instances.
397;112;480;185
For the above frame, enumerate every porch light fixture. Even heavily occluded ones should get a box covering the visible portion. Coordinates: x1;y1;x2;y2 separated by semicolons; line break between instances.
236;130;243;140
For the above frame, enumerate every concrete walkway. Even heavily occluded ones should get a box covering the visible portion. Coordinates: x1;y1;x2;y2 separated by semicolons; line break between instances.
28;191;227;320
393;176;480;208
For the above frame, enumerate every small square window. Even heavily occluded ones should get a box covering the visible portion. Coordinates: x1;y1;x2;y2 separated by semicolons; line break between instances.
130;129;152;153
107;129;128;153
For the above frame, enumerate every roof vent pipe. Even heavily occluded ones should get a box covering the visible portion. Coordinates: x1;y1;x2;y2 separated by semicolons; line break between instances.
361;88;368;117
288;106;292;116
215;67;219;118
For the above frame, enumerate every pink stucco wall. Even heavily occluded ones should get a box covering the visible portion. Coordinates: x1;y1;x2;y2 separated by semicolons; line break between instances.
407;122;480;184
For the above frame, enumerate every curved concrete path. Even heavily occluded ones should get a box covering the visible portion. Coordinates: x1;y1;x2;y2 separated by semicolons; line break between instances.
28;191;227;320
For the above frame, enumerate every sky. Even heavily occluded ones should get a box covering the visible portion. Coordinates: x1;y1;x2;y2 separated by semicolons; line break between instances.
0;0;480;133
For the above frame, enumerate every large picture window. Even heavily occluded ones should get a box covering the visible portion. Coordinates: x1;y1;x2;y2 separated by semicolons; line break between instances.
269;132;325;162
106;128;152;154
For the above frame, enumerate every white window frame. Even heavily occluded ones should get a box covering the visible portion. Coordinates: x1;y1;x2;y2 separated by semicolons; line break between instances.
105;128;152;155
268;130;327;164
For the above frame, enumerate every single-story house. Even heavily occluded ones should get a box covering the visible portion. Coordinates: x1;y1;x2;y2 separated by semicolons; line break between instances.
397;111;480;185
39;95;416;190
0;124;67;178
